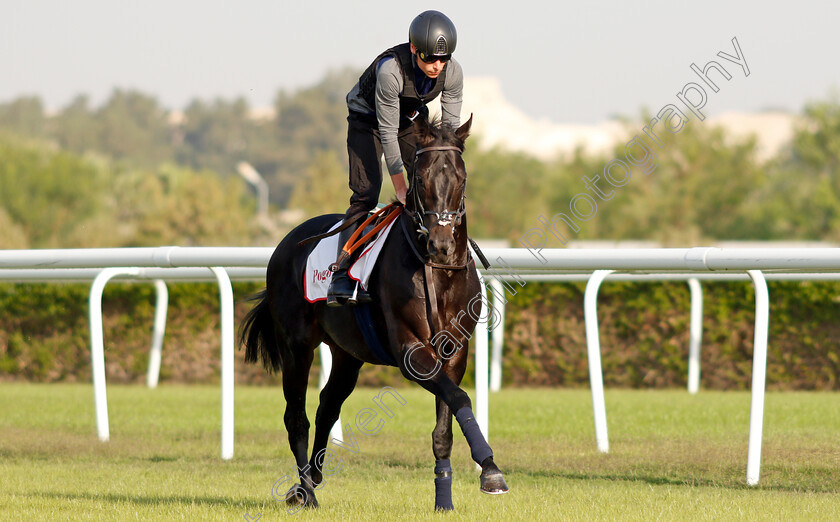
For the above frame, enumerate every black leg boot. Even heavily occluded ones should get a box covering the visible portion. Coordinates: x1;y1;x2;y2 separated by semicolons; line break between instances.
327;223;359;307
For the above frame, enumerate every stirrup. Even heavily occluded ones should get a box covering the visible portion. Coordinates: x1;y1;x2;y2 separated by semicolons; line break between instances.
347;281;372;306
351;282;372;305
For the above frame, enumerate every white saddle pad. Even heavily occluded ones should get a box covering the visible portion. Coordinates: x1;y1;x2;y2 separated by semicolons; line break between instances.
304;218;398;302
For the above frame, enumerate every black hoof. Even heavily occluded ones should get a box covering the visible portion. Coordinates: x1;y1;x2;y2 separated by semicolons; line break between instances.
284;484;319;508
479;470;509;495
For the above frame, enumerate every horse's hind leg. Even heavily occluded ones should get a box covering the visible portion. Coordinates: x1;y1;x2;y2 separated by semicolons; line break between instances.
307;347;363;488
279;339;319;508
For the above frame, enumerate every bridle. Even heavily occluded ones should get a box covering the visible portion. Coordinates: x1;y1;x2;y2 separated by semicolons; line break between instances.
399;138;491;341
402;143;470;338
406;144;467;240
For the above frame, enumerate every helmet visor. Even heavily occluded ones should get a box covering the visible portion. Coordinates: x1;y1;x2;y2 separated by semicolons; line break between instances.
419;53;451;64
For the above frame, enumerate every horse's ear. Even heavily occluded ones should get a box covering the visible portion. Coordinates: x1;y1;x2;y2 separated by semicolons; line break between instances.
413;115;435;146
455;114;473;143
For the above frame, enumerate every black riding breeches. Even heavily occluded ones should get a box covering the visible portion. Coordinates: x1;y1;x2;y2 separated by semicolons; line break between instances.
346;113;417;220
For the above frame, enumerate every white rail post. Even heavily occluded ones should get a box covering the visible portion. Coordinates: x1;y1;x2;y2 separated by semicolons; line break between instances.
489;278;506;392
209;267;235;460
146;279;168;389
584;270;613;453
687;278;703;394
318;343;343;442
89;267;141;442
475;273;490;442
746;270;770;485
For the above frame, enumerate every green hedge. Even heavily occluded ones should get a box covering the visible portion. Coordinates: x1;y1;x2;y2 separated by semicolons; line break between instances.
1;280;839;390
0;282;273;385
502;280;840;390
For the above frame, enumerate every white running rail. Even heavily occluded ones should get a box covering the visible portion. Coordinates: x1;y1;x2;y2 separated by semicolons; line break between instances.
3;246;840;485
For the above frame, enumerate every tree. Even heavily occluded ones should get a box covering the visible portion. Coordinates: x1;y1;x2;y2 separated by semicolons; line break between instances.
111;164;254;246
753;98;840;240
0;134;107;247
51;95;100;155
95;89;174;166
0;96;46;138
463;146;550;241
287;151;349;218
177;97;254;175
262;68;358;207
543;115;765;245
0;207;28;248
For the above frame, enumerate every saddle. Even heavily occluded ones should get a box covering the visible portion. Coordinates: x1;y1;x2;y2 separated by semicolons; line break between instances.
303;204;401;304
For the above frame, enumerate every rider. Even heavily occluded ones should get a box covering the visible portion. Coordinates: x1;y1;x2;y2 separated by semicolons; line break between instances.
327;10;464;307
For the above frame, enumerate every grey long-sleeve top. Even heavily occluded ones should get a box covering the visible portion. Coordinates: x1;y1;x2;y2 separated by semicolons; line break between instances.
346;57;463;175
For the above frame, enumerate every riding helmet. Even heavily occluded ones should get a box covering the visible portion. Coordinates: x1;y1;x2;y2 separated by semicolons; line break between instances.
409;10;457;61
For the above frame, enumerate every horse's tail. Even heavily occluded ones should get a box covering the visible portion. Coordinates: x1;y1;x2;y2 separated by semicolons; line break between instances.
239;290;283;373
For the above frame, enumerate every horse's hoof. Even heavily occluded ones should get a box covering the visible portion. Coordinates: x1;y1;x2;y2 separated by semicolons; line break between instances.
284;484;319;508
479;471;509;495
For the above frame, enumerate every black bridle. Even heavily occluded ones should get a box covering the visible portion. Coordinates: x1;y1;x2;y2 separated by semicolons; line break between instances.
400;141;492;339
402;143;470;337
406;144;467;239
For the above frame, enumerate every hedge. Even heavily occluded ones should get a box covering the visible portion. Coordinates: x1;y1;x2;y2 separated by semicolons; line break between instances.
1;279;838;390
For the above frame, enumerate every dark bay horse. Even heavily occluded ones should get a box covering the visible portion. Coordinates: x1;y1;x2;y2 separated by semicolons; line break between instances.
239;115;508;511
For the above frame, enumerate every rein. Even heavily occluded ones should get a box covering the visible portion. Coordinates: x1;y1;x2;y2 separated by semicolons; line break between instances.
399;214;467;338
328;203;401;272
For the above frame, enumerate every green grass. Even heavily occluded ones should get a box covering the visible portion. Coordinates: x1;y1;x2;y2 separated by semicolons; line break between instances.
1;383;839;520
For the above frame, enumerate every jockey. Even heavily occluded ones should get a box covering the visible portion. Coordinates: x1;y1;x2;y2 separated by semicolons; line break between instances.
327;10;464;306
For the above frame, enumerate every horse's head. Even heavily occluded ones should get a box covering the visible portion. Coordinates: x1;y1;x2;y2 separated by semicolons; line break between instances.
408;115;473;265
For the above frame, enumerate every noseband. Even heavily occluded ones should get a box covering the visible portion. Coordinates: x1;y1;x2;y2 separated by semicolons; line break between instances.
407;145;467;238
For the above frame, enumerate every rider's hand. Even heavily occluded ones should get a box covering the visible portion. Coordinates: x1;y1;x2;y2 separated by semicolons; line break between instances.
390;172;408;205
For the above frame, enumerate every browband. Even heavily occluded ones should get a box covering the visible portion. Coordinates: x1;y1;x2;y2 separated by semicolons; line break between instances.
415;145;463;156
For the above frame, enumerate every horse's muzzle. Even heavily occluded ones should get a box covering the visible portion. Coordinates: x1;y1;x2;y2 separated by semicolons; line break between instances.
427;227;456;264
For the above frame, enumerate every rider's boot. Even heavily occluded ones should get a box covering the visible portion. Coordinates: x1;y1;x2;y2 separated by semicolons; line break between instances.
326;222;371;306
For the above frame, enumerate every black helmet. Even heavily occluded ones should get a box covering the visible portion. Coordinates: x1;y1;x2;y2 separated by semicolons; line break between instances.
409;10;457;62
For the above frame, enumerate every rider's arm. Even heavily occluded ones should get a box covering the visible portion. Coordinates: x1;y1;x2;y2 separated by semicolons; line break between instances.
376;60;409;204
375;60;406;177
440;58;463;129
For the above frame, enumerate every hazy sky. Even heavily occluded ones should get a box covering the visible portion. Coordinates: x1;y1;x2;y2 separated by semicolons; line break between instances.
2;1;837;124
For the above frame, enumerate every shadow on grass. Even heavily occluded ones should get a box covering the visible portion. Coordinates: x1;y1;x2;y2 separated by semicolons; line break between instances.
30;491;265;511
510;468;840;494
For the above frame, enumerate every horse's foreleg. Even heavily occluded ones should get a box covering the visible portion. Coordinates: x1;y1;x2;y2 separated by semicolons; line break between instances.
401;346;509;496
432;398;455;510
308;348;363;488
